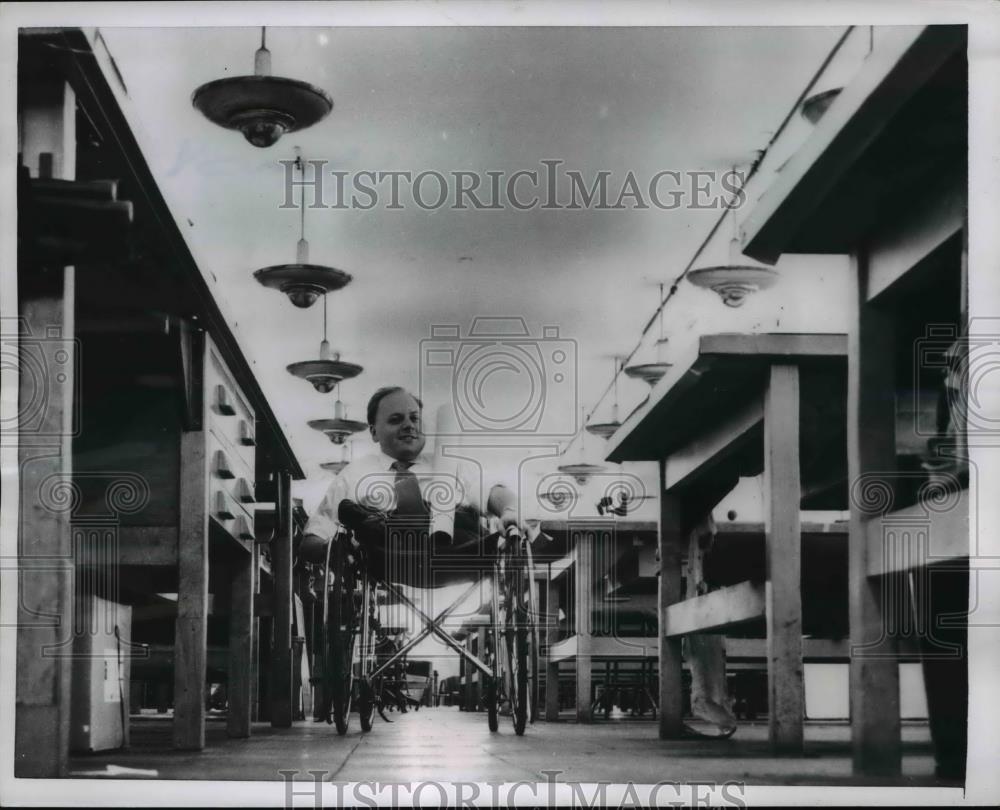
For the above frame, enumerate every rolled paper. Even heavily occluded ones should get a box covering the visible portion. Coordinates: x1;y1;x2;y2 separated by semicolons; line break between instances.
429;402;459;538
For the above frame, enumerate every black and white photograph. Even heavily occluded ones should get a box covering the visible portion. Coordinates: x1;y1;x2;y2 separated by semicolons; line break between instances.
2;1;999;806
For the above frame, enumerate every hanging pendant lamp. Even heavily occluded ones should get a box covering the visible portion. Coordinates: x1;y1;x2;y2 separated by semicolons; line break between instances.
801;87;842;124
687;262;778;308
255;150;352;307
687;188;778;307
586;356;623;439
625;282;673;385
320;442;353;475
308;384;367;444
802;27;873;125
623;361;671;386
193;27;333;148
557;462;607;487
287;293;362;392
558;408;606;485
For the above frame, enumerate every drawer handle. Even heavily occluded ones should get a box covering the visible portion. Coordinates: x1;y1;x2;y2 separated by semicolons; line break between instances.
234;516;255;541
239;419;256;446
215;490;235;521
215;384;236;416
214;449;235;479
236;478;256;504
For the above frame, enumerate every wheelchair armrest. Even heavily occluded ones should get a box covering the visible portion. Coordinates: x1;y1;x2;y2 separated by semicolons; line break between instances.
338;499;389;534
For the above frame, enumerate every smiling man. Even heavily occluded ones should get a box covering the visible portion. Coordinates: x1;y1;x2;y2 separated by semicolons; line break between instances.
300;386;519;568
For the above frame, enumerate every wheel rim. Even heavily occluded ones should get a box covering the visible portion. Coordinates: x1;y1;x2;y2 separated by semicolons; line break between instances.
329;555;356;732
506;563;528;734
525;539;540;724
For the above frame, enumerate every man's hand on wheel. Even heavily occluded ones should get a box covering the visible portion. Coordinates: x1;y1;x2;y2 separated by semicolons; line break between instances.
338;499;390;543
497;522;521;552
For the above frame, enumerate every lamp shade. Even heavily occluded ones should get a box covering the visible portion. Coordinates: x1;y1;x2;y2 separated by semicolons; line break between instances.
801;87;842;124
624;362;672;385
585;420;622;440
320;460;350;474
555;462;606;486
254;263;352;308
287;357;363;393
686;265;778;307
192;32;333;149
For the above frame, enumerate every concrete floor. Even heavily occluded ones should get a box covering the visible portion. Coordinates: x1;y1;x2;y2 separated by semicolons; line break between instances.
66;708;952;788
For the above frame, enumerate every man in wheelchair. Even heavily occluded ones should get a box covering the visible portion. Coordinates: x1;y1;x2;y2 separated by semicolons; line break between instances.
300;386;521;580
301;386;546;735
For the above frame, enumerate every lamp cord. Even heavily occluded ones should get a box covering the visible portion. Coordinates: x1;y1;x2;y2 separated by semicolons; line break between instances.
612;356;619;411
298;153;306;242
658;283;664;343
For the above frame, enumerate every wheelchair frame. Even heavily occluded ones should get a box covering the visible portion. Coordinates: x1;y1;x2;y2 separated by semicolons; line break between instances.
318;522;541;736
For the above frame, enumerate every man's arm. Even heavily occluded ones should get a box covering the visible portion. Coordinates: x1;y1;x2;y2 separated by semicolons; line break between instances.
300;471;351;564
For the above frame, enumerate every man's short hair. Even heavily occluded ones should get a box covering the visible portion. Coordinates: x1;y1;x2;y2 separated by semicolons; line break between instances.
366;386;424;427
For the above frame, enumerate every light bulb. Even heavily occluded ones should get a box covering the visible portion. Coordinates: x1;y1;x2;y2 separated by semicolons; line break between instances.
284;284;321;308
240;119;286;148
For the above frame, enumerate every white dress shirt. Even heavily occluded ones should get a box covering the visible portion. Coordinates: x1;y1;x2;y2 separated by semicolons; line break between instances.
305;451;485;541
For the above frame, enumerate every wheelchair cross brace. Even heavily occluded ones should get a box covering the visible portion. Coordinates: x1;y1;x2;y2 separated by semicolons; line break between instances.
368;577;494;680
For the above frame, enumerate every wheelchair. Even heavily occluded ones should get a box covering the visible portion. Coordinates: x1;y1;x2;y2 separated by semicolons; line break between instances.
317;509;542;736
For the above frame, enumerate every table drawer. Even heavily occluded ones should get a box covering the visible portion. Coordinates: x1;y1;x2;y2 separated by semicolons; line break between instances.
205;343;255;476
211;487;256;543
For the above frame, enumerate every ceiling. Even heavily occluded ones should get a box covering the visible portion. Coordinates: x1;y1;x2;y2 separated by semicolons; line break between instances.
97;25;845;509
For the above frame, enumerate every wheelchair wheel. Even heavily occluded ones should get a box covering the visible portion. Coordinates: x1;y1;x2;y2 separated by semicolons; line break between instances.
503;563;529;736
508;612;529;735
525;539;540;724
485;674;499;732
325;539;357;735
486;573;502;733
356;579;381;732
358;678;377;732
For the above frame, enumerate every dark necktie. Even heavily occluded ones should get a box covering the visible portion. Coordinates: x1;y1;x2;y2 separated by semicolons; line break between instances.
391;460;428;517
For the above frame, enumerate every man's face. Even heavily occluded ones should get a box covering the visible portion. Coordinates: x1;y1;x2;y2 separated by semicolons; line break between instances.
371;390;426;461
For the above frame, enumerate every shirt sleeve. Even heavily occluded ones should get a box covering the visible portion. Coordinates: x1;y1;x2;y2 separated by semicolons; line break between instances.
304;470;350;540
457;459;484;514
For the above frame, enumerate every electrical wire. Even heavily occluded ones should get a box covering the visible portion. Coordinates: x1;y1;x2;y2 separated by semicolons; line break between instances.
578;25;858;436
298;150;306;242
